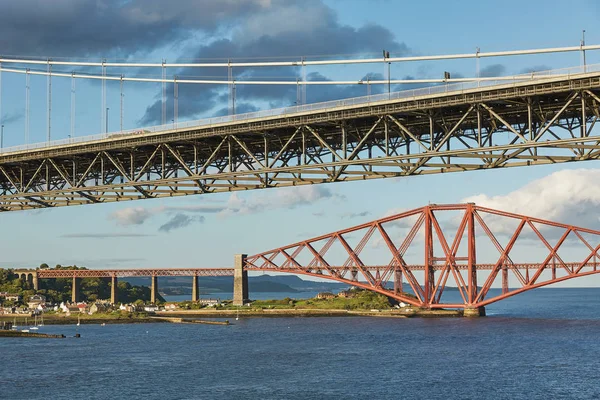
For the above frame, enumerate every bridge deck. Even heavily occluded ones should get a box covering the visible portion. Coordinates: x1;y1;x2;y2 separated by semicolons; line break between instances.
17;262;600;278
1;67;600;211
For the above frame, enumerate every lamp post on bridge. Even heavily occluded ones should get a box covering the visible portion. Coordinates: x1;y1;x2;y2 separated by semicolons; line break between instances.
1;124;3;149
105;107;109;133
582;29;587;72
383;49;391;99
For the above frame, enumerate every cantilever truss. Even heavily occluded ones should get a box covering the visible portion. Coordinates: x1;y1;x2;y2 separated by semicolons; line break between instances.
245;204;600;309
1;74;600;210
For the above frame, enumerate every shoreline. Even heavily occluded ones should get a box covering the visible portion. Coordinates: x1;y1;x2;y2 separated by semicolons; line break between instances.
0;308;463;325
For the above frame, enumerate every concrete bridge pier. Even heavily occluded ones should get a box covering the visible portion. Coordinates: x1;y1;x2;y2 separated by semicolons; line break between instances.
191;275;199;302
151;275;158;304
72;277;80;303
233;254;249;306
110;276;118;304
463;306;486;317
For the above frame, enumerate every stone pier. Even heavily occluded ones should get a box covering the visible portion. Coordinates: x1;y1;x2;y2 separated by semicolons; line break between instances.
151;275;158;304
13;270;39;291
191;275;199;302
71;277;80;303
233;254;249;306
110;276;118;304
32;272;39;291
463;306;486;317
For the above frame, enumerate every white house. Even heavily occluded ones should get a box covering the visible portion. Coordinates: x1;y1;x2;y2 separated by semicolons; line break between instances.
27;294;46;309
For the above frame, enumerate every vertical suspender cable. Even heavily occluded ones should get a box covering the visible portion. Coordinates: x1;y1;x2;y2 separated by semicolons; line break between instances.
301;56;306;105
47;59;52;143
174;76;178;128
101;59;106;134
476;47;481;87
0;60;2;142
120;75;124;132
70;72;75;138
582;30;587;72
161;59;166;125
228;59;232;115
25;69;30;144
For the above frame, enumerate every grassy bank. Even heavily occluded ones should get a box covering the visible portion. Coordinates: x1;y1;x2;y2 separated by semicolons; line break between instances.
0;290;466;325
0;312;164;325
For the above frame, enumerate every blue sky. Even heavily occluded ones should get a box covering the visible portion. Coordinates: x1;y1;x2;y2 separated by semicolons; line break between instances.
0;0;600;288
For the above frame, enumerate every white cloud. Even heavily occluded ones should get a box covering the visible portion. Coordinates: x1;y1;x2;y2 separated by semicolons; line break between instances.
109;185;341;230
109;207;160;226
463;169;600;232
218;185;340;217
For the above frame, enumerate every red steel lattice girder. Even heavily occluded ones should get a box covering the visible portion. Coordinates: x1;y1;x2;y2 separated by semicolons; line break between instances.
37;268;235;278
245;203;600;309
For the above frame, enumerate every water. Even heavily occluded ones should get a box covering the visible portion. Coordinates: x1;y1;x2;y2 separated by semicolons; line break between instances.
163;291;323;303
2;288;600;399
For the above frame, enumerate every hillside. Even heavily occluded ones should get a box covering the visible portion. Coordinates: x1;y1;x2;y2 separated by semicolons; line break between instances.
123;274;347;295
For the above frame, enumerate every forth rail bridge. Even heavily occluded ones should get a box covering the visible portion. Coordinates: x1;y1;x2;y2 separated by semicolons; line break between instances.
3;44;600;316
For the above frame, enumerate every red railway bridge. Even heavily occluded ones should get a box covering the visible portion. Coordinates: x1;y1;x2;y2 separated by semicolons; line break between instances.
13;203;600;316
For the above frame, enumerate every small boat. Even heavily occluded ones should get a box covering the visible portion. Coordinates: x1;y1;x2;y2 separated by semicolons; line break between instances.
30;315;39;330
101;323;106;326
20;329;29;333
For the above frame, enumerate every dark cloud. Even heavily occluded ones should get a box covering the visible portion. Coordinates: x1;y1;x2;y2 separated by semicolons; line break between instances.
342;211;371;219
159;213;205;232
61;233;154;239
480;64;506;77
138;5;410;124
0;0;269;56
1;0;411;128
1;111;23;125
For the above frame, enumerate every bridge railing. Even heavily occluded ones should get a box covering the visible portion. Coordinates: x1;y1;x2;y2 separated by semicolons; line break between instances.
1;63;598;156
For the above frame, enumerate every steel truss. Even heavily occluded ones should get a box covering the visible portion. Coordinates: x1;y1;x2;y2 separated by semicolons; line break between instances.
1;74;600;211
245;204;600;309
33;268;235;278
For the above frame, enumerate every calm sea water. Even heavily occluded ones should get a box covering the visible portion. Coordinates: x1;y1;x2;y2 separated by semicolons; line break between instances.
163;291;324;303
2;288;600;400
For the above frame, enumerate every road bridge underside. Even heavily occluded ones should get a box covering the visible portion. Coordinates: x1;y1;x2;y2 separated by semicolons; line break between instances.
0;77;599;210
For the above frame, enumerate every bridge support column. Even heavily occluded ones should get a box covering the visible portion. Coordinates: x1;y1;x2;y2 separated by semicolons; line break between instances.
111;276;118;304
393;268;403;295
32;272;39;291
71;277;80;303
151;275;158;304
463;306;486;317
233;254;248;306
191;275;199;302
